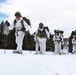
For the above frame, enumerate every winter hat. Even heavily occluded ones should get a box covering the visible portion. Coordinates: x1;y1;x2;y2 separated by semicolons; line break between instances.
15;11;22;17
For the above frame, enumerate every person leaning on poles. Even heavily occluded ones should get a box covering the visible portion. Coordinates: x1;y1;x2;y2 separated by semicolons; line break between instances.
9;11;29;54
34;22;50;54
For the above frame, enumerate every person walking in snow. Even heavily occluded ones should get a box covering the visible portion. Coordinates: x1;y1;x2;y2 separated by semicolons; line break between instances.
72;35;76;54
9;11;29;54
3;20;10;35
34;22;49;54
53;30;63;55
62;38;69;54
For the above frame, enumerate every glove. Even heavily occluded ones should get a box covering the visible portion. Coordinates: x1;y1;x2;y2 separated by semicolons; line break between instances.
47;38;50;41
34;37;36;42
60;38;62;40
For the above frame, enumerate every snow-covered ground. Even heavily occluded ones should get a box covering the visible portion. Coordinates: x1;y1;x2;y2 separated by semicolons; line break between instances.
0;49;76;75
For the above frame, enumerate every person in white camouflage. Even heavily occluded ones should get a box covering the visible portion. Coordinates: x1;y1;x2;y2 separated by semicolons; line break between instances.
72;35;76;54
9;11;29;54
34;22;49;54
62;38;69;54
53;30;63;55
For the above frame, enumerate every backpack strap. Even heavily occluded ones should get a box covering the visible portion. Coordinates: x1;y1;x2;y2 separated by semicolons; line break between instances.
23;17;31;25
14;19;17;25
21;19;26;31
44;27;49;32
14;19;26;31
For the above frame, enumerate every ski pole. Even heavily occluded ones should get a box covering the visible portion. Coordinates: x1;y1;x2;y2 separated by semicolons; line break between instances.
4;35;7;54
25;32;32;53
3;24;9;54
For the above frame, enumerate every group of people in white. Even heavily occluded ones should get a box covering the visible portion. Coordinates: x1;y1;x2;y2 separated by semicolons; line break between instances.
2;11;76;54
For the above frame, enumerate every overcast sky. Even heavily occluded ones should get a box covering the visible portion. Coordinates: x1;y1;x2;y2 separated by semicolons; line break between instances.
0;0;76;38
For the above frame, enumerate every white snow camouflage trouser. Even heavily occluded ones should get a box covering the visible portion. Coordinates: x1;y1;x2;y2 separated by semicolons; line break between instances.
15;31;25;52
35;37;47;54
62;45;69;54
72;44;76;53
54;41;61;54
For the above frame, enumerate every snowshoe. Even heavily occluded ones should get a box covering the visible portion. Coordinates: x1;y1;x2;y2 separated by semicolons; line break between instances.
72;52;76;54
13;51;22;54
59;53;61;55
39;51;42;54
35;52;38;55
13;51;18;54
39;52;44;55
17;51;22;54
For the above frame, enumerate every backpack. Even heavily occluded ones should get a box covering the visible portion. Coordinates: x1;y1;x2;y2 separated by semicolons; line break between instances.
37;28;47;38
22;17;31;25
14;17;31;31
37;27;49;38
44;26;49;32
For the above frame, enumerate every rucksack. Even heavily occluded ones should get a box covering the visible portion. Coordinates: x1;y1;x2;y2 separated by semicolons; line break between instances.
22;17;31;25
14;17;31;28
44;26;49;32
37;28;47;38
37;27;49;38
14;17;31;31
